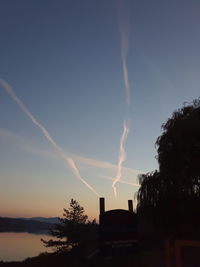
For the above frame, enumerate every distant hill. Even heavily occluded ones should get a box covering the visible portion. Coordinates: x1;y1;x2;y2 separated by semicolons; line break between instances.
29;217;60;224
0;217;55;234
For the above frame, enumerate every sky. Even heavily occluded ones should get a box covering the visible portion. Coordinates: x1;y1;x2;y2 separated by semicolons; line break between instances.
1;0;200;219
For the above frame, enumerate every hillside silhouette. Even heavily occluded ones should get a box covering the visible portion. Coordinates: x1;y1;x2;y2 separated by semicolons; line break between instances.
0;218;54;234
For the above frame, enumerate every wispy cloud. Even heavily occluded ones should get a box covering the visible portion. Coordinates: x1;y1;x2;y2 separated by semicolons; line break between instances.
71;153;142;175
0;129;27;143
99;174;139;187
0;128;143;177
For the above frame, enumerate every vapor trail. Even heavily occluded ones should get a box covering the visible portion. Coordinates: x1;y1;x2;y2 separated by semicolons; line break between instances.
0;79;99;197
117;0;131;106
67;158;100;196
111;1;132;197
99;174;139;187
112;120;129;197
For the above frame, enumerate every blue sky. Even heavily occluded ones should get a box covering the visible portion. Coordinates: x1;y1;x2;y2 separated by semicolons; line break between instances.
0;0;200;219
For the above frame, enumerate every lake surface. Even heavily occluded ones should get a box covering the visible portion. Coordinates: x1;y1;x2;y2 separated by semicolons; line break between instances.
0;232;52;262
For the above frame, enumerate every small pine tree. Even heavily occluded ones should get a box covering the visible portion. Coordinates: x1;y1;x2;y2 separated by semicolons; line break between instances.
41;199;90;252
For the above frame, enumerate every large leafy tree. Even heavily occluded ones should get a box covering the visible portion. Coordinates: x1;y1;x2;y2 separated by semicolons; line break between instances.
42;199;96;252
156;99;200;194
137;99;200;237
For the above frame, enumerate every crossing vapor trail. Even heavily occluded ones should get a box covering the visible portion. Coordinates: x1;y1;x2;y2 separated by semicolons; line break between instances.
0;79;99;197
112;0;131;197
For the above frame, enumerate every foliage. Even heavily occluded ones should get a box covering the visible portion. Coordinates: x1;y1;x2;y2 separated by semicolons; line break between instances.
137;171;162;212
41;199;97;252
156;99;200;194
137;99;200;237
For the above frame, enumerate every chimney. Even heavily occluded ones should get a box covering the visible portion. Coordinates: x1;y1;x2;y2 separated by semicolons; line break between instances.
100;197;105;215
128;200;133;212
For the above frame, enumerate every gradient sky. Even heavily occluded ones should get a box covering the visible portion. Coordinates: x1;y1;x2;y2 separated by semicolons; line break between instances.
1;0;200;220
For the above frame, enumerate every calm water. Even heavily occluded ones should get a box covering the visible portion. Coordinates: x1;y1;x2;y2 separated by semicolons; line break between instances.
0;232;52;262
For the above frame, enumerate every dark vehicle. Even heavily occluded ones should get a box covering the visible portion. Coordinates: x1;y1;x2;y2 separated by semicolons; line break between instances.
99;198;138;255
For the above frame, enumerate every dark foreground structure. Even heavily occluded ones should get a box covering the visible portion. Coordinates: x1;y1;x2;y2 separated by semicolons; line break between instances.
99;198;138;255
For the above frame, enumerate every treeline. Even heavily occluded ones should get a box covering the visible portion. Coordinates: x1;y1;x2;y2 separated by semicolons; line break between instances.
0;217;54;233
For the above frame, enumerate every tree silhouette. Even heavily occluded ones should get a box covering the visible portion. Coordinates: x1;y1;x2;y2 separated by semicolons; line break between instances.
137;99;200;238
156;99;200;193
42;199;96;252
